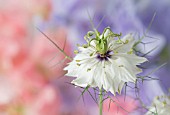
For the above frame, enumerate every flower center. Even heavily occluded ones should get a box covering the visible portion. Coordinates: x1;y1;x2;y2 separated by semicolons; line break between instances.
97;50;112;61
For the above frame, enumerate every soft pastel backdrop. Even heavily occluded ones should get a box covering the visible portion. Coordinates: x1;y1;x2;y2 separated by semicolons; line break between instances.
0;0;169;115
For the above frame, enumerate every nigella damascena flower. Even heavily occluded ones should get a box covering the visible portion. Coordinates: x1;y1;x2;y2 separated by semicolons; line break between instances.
146;95;170;115
64;27;147;95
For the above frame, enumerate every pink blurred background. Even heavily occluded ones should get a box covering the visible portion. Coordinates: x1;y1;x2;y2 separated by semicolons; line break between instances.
0;0;169;115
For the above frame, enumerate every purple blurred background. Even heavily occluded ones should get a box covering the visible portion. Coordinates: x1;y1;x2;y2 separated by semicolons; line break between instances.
0;0;169;115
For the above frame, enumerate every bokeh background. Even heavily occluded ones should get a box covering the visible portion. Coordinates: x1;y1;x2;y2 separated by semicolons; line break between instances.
0;0;169;115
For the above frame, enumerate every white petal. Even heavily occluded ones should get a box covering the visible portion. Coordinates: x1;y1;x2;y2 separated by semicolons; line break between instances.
110;58;136;82
92;62;104;88
110;78;121;95
103;72;112;91
78;46;95;54
64;61;79;77
112;34;135;53
116;54;148;65
118;81;125;94
72;76;90;87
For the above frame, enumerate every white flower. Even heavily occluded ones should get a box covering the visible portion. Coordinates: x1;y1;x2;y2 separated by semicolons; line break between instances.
146;95;170;115
64;27;147;95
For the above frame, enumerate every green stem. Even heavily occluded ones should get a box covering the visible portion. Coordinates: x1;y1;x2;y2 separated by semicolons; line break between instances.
99;87;103;115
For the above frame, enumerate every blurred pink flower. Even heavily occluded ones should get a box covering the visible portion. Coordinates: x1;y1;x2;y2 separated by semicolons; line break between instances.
103;96;138;115
0;0;52;72
25;85;61;115
0;0;52;19
0;83;61;115
0;0;72;114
